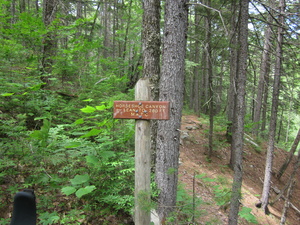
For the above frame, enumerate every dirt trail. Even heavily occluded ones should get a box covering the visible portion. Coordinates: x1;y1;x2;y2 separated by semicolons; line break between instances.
179;115;300;225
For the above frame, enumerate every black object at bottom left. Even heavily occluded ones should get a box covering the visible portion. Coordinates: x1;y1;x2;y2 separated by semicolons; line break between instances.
10;189;36;225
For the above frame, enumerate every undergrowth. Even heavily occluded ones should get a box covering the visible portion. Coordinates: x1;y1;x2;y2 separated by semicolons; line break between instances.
0;78;137;224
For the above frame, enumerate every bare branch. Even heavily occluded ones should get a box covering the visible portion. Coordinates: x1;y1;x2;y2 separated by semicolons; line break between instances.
187;2;228;36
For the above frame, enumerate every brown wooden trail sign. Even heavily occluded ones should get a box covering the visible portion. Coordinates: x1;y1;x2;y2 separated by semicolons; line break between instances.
113;101;170;120
113;78;169;225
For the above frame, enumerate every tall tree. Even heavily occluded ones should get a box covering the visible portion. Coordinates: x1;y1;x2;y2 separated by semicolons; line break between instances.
228;0;249;224
41;0;57;86
252;0;274;136
189;4;201;115
142;0;161;165
205;0;214;159
142;0;161;100
260;0;286;214
155;0;188;222
226;0;238;145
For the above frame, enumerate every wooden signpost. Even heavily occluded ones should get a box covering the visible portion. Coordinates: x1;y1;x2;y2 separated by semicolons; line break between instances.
113;78;169;225
114;101;170;120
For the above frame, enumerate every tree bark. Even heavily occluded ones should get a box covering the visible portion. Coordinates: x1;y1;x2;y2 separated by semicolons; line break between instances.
226;0;238;145
19;0;26;13
205;0;214;159
260;0;285;214
142;0;161;180
142;0;161;100
155;0;188;222
252;1;273;136
41;0;57;87
190;5;201;115
228;0;249;224
11;0;16;24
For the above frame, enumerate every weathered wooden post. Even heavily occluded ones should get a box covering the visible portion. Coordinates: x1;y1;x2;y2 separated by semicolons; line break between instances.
113;78;169;225
134;78;151;225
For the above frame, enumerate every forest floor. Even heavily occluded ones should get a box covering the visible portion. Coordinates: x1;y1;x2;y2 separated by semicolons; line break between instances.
2;114;300;224
179;114;300;225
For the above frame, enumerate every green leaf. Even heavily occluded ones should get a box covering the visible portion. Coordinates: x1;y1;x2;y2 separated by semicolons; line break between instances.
65;142;81;148
61;186;76;196
70;174;90;185
202;177;216;182
85;155;99;166
76;185;96;198
34;116;49;120
1;93;14;96
95;105;106;111
27;83;45;91
101;151;116;160
74;118;84;124
83;98;93;102
80;128;101;138
195;173;206;179
80;105;96;113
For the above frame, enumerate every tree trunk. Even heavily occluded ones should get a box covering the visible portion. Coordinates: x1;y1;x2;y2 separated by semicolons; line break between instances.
226;0;238;145
155;0;188;222
228;0;249;224
122;0;133;62
11;0;16;24
142;0;161;100
260;69;270;135
190;5;201;115
102;0;111;59
200;47;209;114
252;2;273;136
276;128;300;179
205;0;214;159
142;0;161;176
277;108;284;143
260;0;285;214
41;0;57;87
279;179;295;225
19;0;26;13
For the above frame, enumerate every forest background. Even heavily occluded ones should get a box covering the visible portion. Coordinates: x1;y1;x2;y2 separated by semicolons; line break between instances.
0;0;299;224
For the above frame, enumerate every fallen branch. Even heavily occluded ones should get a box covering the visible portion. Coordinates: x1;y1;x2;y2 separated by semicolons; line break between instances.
271;185;300;215
244;133;260;149
257;178;300;215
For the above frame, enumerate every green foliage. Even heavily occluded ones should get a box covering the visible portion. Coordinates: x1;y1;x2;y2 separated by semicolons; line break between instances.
136;190;155;213
62;174;96;198
30;119;51;148
0;0;140;222
165;182;204;224
39;212;60;225
238;207;258;224
0;218;10;225
196;173;231;207
212;185;232;206
59;209;86;225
